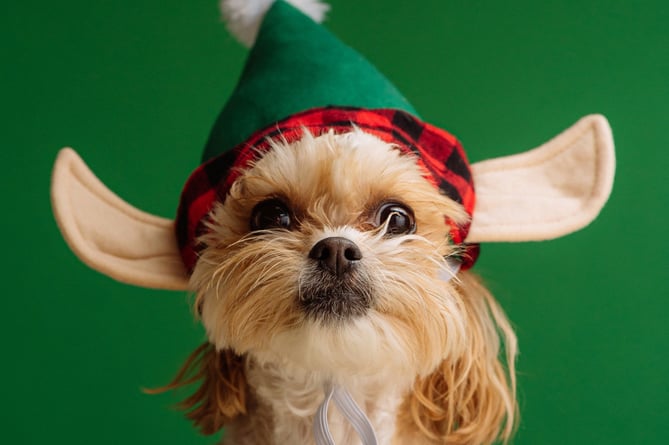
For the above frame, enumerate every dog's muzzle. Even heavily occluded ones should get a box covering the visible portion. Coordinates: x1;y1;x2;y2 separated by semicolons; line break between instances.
300;237;372;321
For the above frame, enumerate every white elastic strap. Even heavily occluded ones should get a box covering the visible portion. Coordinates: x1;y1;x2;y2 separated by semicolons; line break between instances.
314;384;336;445
314;383;378;445
332;385;378;445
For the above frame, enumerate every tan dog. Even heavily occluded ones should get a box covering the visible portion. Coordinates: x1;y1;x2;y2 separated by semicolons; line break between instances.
50;0;615;443
52;114;614;444
175;129;515;443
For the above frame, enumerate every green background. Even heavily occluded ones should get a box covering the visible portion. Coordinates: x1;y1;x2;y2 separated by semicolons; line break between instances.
3;0;667;443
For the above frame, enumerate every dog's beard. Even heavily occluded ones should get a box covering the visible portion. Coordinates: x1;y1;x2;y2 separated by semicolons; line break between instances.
191;129;470;379
298;260;374;322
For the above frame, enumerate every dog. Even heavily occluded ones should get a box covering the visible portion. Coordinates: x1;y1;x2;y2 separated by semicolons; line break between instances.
50;1;614;443
152;129;517;445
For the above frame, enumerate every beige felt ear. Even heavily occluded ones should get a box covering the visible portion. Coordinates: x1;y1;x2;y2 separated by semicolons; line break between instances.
466;114;615;243
51;148;189;290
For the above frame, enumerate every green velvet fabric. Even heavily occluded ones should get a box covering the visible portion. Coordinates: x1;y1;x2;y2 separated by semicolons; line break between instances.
202;0;418;162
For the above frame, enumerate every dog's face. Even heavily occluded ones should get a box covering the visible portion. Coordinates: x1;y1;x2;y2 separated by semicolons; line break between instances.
191;129;475;381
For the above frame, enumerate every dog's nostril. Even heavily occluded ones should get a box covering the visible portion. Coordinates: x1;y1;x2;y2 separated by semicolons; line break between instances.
344;246;362;261
315;246;331;261
309;237;362;277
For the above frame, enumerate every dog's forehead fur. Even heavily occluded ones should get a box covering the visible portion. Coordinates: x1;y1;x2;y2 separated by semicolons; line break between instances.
227;129;468;233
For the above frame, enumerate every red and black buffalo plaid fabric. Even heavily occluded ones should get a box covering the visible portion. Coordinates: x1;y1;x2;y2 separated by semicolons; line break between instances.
176;107;479;273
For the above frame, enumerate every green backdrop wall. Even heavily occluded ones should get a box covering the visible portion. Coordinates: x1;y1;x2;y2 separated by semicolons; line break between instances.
3;0;667;444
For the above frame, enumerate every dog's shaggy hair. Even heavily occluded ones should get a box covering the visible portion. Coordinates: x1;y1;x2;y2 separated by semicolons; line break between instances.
155;129;517;444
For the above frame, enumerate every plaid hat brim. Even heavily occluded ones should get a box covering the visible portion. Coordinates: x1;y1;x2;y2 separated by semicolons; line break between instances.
176;107;479;272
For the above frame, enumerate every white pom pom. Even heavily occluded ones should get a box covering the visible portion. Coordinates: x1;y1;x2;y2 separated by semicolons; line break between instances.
220;0;330;47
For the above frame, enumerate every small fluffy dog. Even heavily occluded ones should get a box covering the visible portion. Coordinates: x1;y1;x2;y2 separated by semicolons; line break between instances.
157;129;517;445
50;1;614;444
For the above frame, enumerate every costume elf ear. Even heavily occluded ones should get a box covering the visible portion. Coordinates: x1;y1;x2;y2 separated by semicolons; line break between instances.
50;148;189;291
466;113;615;243
50;114;614;290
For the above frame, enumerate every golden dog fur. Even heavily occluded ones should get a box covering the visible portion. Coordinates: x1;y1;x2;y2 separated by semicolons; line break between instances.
154;129;517;444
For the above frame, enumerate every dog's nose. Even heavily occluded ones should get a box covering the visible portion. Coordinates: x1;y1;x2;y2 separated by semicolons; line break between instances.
309;237;362;277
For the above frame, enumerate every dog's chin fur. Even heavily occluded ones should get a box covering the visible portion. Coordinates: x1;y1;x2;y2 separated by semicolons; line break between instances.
161;129;518;444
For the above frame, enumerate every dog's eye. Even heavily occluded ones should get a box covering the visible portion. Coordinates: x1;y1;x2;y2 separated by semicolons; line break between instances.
374;202;416;236
250;199;292;231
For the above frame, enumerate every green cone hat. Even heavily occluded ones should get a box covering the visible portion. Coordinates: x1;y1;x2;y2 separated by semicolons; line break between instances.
176;0;479;272
202;0;418;162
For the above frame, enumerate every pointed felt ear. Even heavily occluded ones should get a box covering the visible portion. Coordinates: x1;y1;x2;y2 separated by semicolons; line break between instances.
51;148;189;290
466;114;615;243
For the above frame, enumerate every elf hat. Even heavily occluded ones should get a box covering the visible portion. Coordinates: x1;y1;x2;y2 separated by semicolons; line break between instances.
50;0;615;290
178;0;478;272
